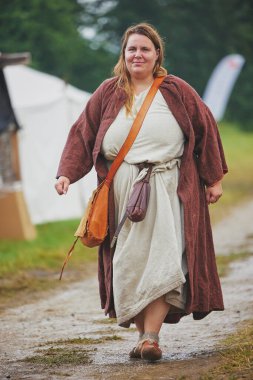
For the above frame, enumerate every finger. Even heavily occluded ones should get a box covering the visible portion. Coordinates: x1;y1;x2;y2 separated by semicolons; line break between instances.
62;180;69;195
210;195;218;203
205;191;211;204
56;179;67;195
215;194;222;202
55;181;63;195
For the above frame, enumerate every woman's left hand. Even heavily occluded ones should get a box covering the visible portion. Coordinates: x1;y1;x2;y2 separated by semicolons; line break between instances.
205;180;223;205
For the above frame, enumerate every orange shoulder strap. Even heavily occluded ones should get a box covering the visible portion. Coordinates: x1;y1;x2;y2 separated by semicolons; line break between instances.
105;76;165;186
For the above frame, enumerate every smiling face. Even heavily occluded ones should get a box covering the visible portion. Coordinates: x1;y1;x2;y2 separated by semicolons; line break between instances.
124;33;159;80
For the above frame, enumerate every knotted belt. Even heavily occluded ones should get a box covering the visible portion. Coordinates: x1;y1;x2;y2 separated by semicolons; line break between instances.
111;158;181;248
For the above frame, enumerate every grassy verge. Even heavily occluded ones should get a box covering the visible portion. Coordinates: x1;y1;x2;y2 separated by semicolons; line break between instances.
42;335;122;347
216;251;252;277
23;347;94;366
209;122;253;223
0;219;97;311
199;320;253;380
0;219;97;275
23;335;123;367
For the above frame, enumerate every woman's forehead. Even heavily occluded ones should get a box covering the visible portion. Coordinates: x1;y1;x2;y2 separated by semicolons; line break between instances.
126;33;154;47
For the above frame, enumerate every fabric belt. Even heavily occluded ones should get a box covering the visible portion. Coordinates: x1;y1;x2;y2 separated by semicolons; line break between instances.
110;158;181;249
132;158;181;186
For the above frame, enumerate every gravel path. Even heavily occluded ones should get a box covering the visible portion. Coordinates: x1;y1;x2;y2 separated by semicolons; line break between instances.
1;200;253;379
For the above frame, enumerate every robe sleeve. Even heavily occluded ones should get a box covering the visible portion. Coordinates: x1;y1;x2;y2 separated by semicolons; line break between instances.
178;78;228;187
56;83;103;184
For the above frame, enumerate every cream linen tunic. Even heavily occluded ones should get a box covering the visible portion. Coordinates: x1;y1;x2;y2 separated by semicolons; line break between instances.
101;87;188;326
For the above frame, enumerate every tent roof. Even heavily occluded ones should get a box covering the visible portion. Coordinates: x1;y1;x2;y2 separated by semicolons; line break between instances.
0;52;30;68
4;65;90;109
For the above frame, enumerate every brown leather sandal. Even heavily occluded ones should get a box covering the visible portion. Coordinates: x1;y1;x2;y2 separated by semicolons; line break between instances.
140;339;162;361
129;345;142;359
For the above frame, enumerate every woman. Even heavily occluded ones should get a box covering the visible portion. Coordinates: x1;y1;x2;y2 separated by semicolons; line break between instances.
55;23;227;361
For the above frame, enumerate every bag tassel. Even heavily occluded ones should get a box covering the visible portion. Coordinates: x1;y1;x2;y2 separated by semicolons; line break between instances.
59;236;79;280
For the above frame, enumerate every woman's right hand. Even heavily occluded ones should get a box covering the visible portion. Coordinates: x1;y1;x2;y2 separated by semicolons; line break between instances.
205;180;223;205
55;176;70;195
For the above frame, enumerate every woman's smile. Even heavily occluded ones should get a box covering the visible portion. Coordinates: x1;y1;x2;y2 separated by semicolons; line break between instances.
125;34;159;79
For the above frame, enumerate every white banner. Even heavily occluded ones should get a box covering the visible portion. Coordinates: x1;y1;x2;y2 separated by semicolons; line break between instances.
203;54;245;122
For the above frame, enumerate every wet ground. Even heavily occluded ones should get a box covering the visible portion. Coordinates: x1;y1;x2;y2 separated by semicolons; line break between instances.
1;200;253;379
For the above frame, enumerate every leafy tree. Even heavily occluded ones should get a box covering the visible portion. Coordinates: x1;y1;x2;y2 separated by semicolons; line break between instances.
0;0;114;91
81;0;253;128
1;0;252;127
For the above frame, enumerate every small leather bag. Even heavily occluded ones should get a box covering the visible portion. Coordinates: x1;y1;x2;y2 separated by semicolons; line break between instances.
126;163;153;222
110;163;153;248
59;76;165;279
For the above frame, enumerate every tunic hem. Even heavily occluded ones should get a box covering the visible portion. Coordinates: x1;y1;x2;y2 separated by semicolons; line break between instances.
165;297;185;310
116;275;185;326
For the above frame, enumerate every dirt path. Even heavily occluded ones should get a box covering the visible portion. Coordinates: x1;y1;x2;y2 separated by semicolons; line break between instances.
1;200;253;380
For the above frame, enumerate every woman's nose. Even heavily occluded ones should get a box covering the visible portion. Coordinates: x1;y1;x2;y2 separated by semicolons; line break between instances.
134;50;142;58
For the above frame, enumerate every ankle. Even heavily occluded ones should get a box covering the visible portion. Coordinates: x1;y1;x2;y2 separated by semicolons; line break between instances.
141;332;159;343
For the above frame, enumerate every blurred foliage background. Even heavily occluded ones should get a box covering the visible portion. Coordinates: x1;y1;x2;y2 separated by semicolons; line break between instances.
0;0;252;129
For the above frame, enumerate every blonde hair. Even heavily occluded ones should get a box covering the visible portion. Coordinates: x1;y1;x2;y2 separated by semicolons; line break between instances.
114;23;167;114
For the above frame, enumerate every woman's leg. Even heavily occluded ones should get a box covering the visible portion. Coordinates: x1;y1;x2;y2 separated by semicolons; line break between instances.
143;295;170;333
129;310;145;358
130;296;170;359
134;295;170;335
135;296;170;361
134;309;145;335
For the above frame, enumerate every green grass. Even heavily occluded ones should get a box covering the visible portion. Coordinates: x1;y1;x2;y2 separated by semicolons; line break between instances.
210;122;253;223
43;335;122;346
23;347;94;366
0;219;96;276
93;318;117;325
216;252;253;277
0;219;97;311
24;335;122;367
200;320;253;379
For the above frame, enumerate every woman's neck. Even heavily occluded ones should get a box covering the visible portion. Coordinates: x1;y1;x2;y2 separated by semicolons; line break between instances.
131;75;154;95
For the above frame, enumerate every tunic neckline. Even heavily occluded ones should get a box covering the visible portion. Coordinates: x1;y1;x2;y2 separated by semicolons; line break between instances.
134;84;152;98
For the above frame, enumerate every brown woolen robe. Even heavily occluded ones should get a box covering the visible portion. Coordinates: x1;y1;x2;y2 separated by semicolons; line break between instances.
57;74;228;324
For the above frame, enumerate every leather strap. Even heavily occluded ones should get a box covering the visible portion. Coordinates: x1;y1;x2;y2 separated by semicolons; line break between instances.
59;236;79;280
104;76;165;187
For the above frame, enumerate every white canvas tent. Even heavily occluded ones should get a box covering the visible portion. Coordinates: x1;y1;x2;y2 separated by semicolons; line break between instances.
4;65;97;224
